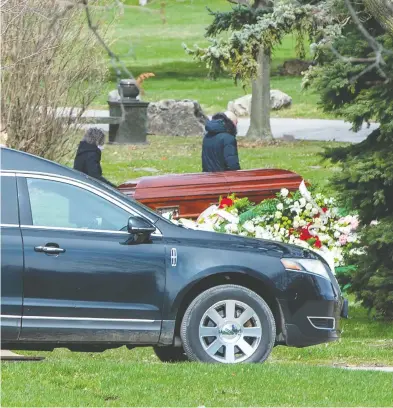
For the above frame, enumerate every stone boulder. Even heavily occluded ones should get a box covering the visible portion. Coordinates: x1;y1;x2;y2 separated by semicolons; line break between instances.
147;99;208;136
270;89;292;110
227;90;292;116
279;59;313;76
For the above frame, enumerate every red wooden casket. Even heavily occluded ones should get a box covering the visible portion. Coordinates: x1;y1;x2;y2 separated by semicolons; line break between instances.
118;169;304;220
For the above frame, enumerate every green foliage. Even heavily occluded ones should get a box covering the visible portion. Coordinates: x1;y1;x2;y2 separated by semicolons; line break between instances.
308;1;393;317
184;1;332;84
351;219;393;316
232;196;254;212
205;5;269;36
239;198;279;223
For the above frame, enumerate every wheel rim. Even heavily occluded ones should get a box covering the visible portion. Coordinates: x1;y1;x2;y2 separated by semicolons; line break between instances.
198;299;262;363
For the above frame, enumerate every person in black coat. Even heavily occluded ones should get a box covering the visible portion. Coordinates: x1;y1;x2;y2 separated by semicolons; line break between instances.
202;111;241;172
73;128;115;187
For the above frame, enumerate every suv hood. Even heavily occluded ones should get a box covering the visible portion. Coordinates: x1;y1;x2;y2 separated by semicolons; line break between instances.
161;220;321;260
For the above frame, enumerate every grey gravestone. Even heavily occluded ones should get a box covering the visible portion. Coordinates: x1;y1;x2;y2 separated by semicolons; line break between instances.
108;79;149;144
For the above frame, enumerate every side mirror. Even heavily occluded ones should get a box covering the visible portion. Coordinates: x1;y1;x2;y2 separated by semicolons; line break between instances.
127;216;156;236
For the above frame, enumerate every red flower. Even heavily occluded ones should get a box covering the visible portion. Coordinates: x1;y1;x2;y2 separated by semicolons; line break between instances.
219;197;234;209
322;207;328;213
299;226;312;241
314;238;322;249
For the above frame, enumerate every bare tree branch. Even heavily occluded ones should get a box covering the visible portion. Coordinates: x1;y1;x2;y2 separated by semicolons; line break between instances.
329;0;392;83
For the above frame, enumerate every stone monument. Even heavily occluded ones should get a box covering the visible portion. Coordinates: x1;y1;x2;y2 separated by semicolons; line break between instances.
108;79;149;144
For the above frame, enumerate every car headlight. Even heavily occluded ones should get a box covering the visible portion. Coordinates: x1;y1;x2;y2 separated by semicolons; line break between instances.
281;258;331;281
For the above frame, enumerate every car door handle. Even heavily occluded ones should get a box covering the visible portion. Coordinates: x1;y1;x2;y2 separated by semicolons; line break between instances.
34;246;66;254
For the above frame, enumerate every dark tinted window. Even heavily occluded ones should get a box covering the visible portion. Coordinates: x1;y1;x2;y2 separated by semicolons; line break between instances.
27;178;130;231
0;176;19;224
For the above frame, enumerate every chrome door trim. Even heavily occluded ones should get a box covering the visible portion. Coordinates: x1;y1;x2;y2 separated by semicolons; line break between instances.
1;314;155;323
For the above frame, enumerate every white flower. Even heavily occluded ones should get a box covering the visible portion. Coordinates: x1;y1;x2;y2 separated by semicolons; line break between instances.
334;231;341;239
243;220;255;233
197;223;215;232
281;188;289;197
293;201;300;208
255;226;265;239
299;198;307;208
216;210;239;224
274;224;280;231
293;221;300;228
314;217;322;226
225;223;238;234
312;208;319;215
306;203;313;210
196;205;219;223
370;220;379;226
277;203;284;211
279;228;286;236
299;219;307;227
275;211;282;219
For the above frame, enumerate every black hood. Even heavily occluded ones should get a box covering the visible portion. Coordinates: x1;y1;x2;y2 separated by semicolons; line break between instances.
205;118;237;137
75;141;100;156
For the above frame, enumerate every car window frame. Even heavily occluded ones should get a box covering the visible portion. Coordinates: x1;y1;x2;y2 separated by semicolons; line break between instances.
0;172;20;227
15;172;161;236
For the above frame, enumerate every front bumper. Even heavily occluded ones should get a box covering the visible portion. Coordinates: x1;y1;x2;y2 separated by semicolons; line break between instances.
277;272;348;348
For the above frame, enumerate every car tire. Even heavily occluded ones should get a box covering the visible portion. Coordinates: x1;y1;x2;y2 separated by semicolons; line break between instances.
180;284;276;364
153;346;188;363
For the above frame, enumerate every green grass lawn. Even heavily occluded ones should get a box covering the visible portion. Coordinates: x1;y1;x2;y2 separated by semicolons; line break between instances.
2;304;393;407
93;0;332;118
94;137;345;189
2;140;393;406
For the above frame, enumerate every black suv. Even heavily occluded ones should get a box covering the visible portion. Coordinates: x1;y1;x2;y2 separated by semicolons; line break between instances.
0;147;347;364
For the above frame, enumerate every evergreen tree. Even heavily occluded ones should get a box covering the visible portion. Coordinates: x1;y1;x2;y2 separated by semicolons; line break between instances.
304;0;393;317
184;0;333;140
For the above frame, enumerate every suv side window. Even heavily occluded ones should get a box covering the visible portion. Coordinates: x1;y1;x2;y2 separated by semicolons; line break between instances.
1;175;19;225
26;178;130;231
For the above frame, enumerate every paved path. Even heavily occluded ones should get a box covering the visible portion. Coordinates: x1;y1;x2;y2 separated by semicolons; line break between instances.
334;365;393;373
0;350;44;361
79;109;379;143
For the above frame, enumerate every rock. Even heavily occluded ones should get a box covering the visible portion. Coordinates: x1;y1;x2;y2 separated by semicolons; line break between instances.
279;59;313;76
270;89;292;110
281;134;296;142
147;99;208;136
227;95;252;117
227;90;292;116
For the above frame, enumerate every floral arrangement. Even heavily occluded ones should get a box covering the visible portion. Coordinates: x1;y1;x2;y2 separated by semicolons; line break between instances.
167;181;363;273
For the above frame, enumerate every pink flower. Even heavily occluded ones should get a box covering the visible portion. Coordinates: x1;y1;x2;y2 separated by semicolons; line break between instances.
350;218;359;230
339;235;348;245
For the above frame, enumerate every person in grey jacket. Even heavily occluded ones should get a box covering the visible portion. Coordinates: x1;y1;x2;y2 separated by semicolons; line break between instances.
73;128;115;187
202;111;241;172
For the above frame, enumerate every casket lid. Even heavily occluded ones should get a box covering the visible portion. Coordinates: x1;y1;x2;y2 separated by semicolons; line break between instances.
118;168;302;200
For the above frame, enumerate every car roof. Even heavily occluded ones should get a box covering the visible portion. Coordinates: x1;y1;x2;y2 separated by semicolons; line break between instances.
0;146;161;223
0;146;86;180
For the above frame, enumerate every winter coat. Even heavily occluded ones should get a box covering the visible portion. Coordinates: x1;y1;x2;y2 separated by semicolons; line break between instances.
73;141;115;187
202;119;241;172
